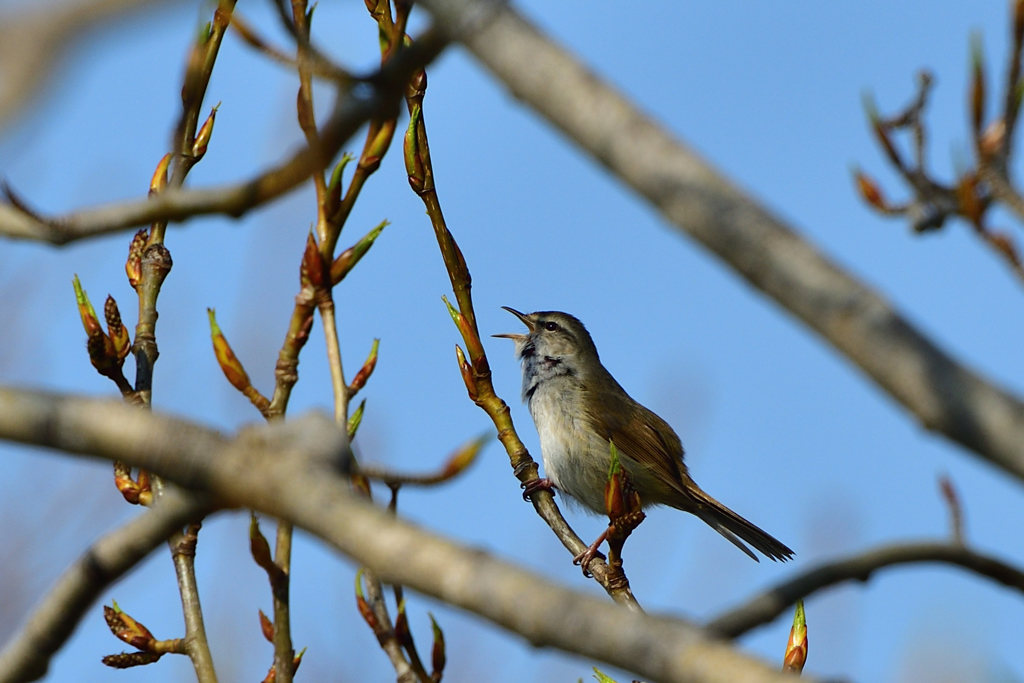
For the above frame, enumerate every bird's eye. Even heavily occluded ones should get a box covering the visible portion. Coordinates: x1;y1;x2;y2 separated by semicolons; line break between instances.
544;321;558;332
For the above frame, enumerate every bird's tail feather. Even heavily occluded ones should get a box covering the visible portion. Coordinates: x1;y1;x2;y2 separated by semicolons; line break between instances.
685;488;794;562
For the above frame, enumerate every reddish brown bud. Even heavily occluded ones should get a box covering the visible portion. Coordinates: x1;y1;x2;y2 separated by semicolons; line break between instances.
300;232;326;288
104;602;155;651
105;296;130;361
454;345;478;401
126;230;147;289
429;613;446;679
72;276;103;338
970;35;986;140
782;601;808;673
207;308;253;392
297;87;315;133
249;513;278;577
393;598;411;647
349;339;380;394
102;651;163;668
956;174;984;225
114;470;142;505
259;609;275;642
354;570;380;631
604;442;641;520
853;170;888;212
192;103;219;160
149;154;172;196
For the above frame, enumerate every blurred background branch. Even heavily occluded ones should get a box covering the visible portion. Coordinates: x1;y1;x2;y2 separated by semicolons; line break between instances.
706;540;1024;640
0;488;210;683
0;386;807;683
0;29;446;243
418;0;1024;487
0;0;181;131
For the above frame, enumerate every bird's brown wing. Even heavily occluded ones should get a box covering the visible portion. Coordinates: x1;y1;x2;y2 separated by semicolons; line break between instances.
581;380;693;499
583;379;794;562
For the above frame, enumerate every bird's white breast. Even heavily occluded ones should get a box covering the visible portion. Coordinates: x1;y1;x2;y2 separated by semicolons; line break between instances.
528;381;610;513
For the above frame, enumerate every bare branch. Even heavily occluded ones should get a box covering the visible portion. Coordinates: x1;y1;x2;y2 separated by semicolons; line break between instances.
0;31;448;244
706;541;1024;640
0;386;811;683
417;0;1024;485
0;489;210;683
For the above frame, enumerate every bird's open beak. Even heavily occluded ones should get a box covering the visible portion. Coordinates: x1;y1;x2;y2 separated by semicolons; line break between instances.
492;306;534;341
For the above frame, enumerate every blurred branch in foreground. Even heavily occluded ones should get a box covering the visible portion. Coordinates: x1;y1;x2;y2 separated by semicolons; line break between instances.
0;30;447;244
0;386;809;683
417;0;1024;487
0;0;180;130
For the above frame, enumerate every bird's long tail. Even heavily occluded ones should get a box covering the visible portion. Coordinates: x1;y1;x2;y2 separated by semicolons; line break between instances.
684;487;794;562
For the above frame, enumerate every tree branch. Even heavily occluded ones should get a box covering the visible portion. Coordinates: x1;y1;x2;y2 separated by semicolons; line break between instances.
417;0;1024;485
0;488;211;683
706;541;1024;640
0;30;448;244
0;386;809;683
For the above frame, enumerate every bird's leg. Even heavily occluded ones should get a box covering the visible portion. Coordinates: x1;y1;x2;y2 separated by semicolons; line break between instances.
521;477;556;501
572;529;609;578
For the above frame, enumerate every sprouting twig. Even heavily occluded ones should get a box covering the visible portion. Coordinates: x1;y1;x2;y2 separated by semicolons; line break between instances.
401;29;641;611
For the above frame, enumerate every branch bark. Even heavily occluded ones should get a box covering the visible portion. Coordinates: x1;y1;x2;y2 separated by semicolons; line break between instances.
0;386;807;683
0;31;447;244
417;0;1024;485
0;488;210;683
706;541;1024;639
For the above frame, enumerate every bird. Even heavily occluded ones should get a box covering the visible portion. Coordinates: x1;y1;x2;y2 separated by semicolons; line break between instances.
494;307;793;563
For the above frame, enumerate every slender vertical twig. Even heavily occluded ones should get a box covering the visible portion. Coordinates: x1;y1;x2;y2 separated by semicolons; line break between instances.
402;41;641;611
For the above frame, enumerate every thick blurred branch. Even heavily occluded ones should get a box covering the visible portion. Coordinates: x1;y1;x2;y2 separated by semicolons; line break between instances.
0;489;210;683
0;0;180;130
0;31;447;244
706;541;1024;639
0;386;807;683
419;0;1024;485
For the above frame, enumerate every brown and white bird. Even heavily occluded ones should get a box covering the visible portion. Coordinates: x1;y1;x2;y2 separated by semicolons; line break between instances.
496;307;793;562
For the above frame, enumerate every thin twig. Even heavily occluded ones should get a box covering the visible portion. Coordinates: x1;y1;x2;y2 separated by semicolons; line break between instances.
271;520;294;683
229;13;351;82
402;21;642;610
706;541;1024;639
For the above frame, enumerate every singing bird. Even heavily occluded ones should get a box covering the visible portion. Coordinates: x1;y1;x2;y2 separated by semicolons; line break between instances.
496;307;793;563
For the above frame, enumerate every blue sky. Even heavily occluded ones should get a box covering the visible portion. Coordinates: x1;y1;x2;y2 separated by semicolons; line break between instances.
2;1;1023;682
